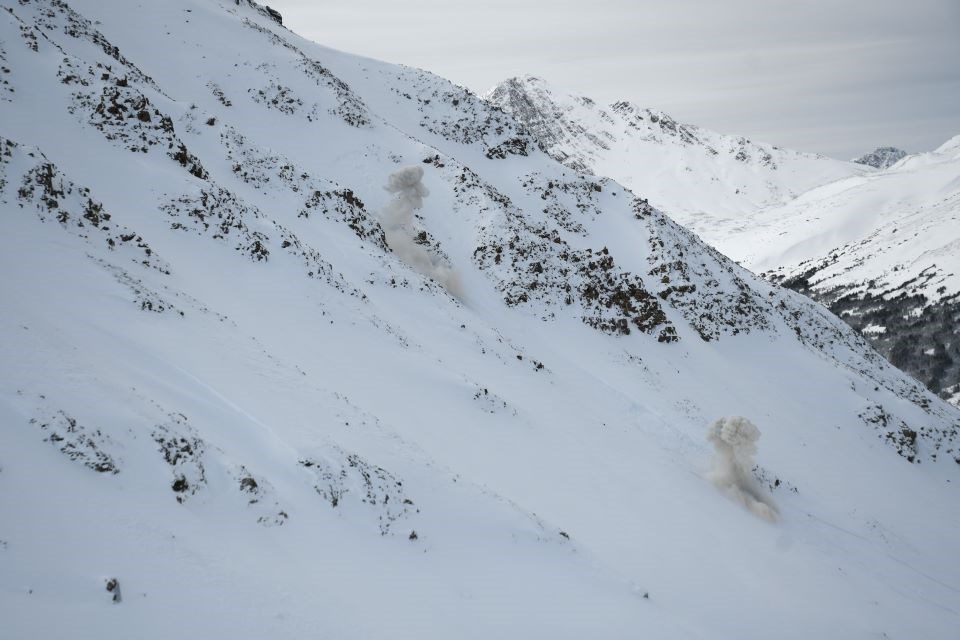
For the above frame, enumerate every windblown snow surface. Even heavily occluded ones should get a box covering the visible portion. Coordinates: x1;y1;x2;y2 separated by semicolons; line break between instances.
1;2;959;638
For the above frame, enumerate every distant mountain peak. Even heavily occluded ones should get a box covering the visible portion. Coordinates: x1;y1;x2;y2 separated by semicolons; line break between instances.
485;75;861;226
853;146;907;169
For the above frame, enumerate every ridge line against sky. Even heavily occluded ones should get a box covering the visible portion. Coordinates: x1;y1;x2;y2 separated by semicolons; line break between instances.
268;0;960;160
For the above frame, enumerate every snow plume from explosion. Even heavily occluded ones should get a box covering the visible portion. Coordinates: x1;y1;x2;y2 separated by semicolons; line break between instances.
381;165;462;296
707;416;779;522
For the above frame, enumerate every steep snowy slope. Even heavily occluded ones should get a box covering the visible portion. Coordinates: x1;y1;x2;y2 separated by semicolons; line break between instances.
487;76;960;407
486;75;866;238
745;137;960;406
1;2;959;639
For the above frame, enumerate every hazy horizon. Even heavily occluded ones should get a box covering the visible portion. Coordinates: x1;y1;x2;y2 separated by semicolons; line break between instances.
268;0;960;160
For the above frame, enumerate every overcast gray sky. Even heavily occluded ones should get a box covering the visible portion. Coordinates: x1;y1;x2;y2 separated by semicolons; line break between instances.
270;0;960;159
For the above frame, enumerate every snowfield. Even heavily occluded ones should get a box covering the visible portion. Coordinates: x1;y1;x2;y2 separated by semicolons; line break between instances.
1;1;959;639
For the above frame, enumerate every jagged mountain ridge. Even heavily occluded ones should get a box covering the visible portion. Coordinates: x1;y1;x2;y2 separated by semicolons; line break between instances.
486;75;866;239
1;1;959;638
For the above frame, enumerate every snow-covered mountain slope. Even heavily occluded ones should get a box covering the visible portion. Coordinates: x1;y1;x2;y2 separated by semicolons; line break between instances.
486;75;867;238
741;137;960;406
854;146;908;169
487;76;960;408
1;1;959;638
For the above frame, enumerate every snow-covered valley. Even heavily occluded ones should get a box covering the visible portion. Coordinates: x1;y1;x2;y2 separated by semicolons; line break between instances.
745;138;960;406
1;1;959;638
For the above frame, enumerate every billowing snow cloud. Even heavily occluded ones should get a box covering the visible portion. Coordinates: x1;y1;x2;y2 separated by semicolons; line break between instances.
707;416;778;522
380;165;461;296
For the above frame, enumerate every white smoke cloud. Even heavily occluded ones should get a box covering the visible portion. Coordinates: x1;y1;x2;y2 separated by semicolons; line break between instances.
380;165;462;296
707;416;779;522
